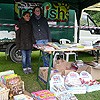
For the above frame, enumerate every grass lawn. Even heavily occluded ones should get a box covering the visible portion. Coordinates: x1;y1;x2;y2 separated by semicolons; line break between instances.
0;51;100;100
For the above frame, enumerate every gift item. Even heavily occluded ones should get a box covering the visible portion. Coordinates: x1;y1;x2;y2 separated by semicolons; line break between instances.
6;76;21;86
8;80;24;97
80;71;92;82
0;70;25;99
1;74;18;85
56;92;78;100
14;94;33;100
75;60;84;67
65;84;86;94
31;90;56;100
64;72;86;94
65;72;82;86
50;74;78;99
80;71;100;92
6;75;24;97
0;70;14;82
86;82;100;92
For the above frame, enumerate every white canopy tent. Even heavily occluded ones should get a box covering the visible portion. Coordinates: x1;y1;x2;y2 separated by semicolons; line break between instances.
84;2;100;11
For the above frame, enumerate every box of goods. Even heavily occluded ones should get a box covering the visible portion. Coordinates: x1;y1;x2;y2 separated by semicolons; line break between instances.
76;64;89;73
0;70;14;82
50;74;65;95
53;59;71;72
14;94;33;100
0;82;10;100
49;74;78;100
51;84;78;100
64;70;74;76
77;61;100;80
56;92;78;100
86;63;100;80
53;60;82;76
86;82;100;92
31;90;56;100
50;69;62;78
80;71;100;92
38;67;49;83
38;67;61;83
6;76;24;97
1;73;18;85
64;72;86;94
75;60;84;67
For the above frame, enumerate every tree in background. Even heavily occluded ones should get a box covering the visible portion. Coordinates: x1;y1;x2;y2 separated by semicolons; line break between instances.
85;11;100;26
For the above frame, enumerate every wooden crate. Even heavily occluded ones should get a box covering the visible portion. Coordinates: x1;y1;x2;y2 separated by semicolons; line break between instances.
0;82;10;100
0;89;10;100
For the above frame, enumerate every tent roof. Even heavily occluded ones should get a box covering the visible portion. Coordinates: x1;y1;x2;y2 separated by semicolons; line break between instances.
84;3;100;11
0;0;99;10
0;0;99;23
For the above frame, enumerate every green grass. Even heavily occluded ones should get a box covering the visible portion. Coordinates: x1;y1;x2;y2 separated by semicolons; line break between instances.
0;51;43;93
0;51;100;100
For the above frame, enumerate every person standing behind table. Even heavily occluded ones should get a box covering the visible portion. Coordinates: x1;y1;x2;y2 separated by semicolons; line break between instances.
30;6;51;67
15;11;34;74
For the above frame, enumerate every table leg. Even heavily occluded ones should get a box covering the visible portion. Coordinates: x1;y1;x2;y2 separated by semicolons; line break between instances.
37;50;42;81
96;50;100;63
46;53;53;90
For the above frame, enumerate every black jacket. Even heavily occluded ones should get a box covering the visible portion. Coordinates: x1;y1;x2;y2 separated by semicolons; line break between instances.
30;15;51;42
15;18;33;50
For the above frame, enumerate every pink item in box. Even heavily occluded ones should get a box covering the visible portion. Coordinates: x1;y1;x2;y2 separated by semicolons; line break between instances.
31;90;56;100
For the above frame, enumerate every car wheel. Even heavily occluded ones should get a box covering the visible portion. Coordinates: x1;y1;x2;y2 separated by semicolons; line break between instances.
10;46;22;63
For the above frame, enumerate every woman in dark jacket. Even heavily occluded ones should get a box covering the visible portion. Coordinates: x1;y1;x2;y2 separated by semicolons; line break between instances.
30;6;51;67
15;11;33;74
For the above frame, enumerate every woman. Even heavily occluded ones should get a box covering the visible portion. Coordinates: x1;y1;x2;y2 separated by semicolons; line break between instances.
15;11;33;74
31;6;51;67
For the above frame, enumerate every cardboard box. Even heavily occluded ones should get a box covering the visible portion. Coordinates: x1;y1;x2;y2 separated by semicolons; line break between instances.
76;65;100;80
86;66;100;80
39;67;49;82
38;67;61;82
76;65;89;73
63;70;74;76
54;60;72;71
63;62;100;80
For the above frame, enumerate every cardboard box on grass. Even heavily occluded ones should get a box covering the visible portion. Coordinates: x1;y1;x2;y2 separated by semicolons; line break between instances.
53;59;71;72
38;67;61;82
86;66;100;80
54;61;74;76
77;64;100;80
38;67;48;82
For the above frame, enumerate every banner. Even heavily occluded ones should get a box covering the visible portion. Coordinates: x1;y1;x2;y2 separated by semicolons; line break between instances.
14;1;69;21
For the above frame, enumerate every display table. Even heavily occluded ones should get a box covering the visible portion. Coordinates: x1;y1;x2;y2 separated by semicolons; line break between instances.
33;42;100;89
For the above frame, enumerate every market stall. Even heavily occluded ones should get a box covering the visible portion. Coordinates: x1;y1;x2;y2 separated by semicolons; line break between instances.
33;42;100;89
